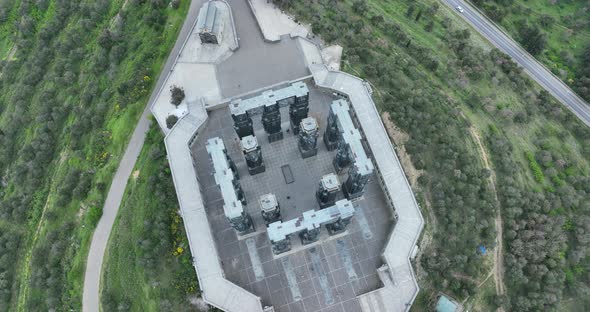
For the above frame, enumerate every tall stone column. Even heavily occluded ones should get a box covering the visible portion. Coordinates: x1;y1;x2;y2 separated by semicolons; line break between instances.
323;108;340;151
262;103;283;142
333;142;352;173
260;193;281;225
343;164;373;200
229;213;254;235
289;94;309;134
241;135;265;175
326;217;352;235
271;237;291;255
316;173;340;209
298;117;319;158
233;179;247;205
231;112;254;139
299;227;321;245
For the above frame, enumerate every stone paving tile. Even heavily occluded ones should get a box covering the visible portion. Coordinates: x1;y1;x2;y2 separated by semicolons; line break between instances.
302;295;321;312
297;278;316;300
321;304;346;312
342;299;362;312
289;301;306;312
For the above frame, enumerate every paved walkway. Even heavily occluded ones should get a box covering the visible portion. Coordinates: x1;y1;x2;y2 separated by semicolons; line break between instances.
82;1;205;311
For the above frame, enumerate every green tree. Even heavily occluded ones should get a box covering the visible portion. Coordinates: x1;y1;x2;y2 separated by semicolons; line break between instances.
169;85;185;107
166;115;179;129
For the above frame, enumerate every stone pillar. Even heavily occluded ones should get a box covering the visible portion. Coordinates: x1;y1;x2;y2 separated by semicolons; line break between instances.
299;227;321;245
326;216;352;235
271;237;291;255
229;212;255;235
226;151;239;179
323;108;339;151
333;142;352;173
262;103;283;143
241;135;265;175
289;94;309;134
316;173;340;209
231;112;254;139
233;179;247;205
260;193;281;225
343;164;372;200
298;117;319;158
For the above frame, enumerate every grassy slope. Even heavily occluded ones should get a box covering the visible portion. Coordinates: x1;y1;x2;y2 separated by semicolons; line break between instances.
281;0;590;310
63;2;190;306
0;0;190;311
100;124;200;312
474;0;590;88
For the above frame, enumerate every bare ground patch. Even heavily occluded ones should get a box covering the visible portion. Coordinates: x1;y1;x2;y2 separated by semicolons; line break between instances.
381;112;423;186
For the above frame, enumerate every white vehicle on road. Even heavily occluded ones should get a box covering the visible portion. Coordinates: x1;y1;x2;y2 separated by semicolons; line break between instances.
456;6;464;13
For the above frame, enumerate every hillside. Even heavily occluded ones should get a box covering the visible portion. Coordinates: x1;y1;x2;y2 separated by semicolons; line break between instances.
0;0;189;310
274;0;590;310
472;0;590;103
100;125;201;311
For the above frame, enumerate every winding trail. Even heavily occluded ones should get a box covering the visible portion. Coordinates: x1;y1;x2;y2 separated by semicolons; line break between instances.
469;126;505;311
82;2;204;311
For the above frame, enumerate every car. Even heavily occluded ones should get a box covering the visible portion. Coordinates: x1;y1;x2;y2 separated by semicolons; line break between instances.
456;6;465;13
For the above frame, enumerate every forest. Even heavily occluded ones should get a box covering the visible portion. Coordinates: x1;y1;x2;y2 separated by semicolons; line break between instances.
0;0;189;310
273;0;590;311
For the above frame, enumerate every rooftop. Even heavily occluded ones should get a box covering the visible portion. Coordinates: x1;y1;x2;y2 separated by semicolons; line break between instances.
190;82;395;311
197;2;221;34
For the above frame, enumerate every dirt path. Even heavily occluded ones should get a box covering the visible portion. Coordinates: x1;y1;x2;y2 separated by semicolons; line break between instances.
109;0;130;28
452;272;480;285
6;45;17;61
468;126;506;309
16;151;68;311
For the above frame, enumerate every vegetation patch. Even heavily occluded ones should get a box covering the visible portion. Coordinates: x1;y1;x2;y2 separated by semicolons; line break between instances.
274;0;590;310
0;0;189;310
472;0;590;103
101;125;200;311
525;150;545;183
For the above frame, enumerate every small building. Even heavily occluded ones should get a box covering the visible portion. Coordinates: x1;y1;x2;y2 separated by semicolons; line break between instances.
196;2;223;44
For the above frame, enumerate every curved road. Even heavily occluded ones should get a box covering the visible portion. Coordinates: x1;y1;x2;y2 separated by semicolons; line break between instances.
82;1;205;311
443;0;590;127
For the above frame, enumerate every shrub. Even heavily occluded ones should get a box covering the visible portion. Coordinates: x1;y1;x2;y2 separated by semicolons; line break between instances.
169;85;185;107
166;115;179;129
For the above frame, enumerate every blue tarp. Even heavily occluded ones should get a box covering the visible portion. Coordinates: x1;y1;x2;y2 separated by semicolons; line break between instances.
478;245;487;255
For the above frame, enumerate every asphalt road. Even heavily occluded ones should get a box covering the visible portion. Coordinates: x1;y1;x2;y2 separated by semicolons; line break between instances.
82;1;205;311
443;0;590;127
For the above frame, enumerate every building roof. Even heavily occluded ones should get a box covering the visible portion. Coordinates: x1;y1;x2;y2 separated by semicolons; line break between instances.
330;99;374;176
267;199;355;242
206;137;244;220
197;2;221;34
230;81;309;116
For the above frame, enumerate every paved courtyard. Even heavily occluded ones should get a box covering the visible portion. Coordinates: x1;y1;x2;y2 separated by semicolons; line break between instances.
216;0;310;98
191;83;395;312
